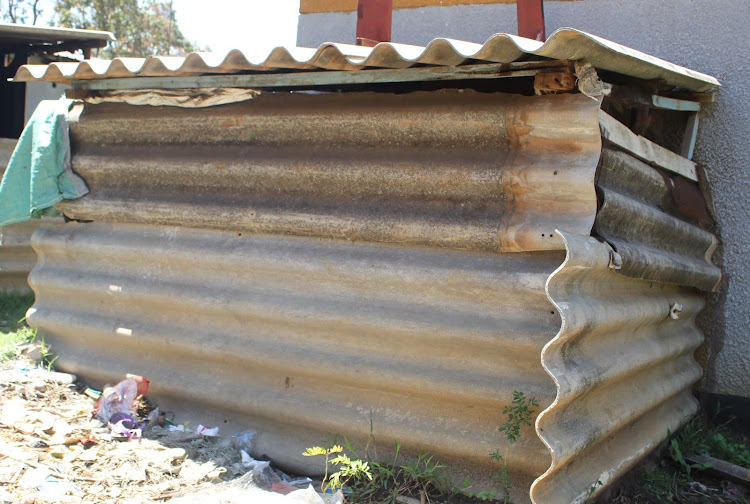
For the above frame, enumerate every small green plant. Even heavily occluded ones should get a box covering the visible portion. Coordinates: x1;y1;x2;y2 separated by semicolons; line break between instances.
499;391;539;444
0;292;36;362
668;436;713;477
583;479;603;504
37;333;58;371
489;390;539;503
641;414;750;501
316;429;459;504
303;445;373;494
400;450;447;496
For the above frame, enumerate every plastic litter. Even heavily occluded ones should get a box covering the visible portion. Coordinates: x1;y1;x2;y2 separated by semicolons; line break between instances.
108;411;145;440
93;374;149;439
231;429;255;451
196;424;220;436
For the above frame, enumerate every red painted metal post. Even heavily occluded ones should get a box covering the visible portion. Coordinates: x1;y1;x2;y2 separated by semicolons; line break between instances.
517;0;546;41
356;0;393;47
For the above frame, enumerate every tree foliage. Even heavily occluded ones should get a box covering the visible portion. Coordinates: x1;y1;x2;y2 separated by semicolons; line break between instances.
1;0;199;57
1;0;43;24
54;0;199;57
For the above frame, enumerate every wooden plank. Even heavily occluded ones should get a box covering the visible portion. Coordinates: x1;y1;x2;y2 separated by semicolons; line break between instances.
534;71;576;93
686;455;750;487
73;61;567;91
598;110;698;181
659;90;717;103
651;95;701;112
681;112;699;160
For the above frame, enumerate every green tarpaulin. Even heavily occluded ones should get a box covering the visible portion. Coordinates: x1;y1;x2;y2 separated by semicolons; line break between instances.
0;99;88;226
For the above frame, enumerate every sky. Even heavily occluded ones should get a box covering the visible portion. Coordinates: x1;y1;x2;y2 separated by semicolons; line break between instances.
171;0;301;55
34;0;302;56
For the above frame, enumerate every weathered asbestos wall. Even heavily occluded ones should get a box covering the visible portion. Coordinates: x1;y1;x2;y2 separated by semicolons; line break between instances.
25;88;714;503
29;222;561;503
0;139;33;293
58;91;601;253
296;0;749;398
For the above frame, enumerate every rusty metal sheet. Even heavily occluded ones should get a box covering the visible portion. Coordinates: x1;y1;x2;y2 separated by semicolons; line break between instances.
28;221;562;503
12;28;719;92
533;231;705;504
56;91;601;253
594;148;721;291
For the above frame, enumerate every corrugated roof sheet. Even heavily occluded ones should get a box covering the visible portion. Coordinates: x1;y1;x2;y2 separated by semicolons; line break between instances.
0;22;113;46
13;28;719;92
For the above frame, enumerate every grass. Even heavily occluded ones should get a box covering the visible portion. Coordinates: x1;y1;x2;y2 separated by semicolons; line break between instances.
0;291;36;361
610;412;750;503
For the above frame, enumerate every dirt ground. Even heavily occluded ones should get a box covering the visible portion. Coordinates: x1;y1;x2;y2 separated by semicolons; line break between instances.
0;353;328;504
1;349;749;504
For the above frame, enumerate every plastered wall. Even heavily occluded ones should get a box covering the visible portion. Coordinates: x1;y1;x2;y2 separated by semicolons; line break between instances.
297;0;750;398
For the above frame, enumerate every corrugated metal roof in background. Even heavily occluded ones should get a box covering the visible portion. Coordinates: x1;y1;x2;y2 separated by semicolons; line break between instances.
56;91;602;253
28;221;563;503
534;232;704;504
0;22;113;47
12;28;719;92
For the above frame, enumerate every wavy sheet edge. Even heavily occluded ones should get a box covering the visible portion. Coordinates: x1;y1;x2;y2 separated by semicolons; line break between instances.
13;28;718;91
532;231;704;504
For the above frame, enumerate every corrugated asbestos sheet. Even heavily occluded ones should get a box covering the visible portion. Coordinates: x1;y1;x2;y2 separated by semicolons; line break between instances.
595;148;721;291
0;140;33;293
21;67;721;503
13;27;718;92
29;222;562;503
56;91;602;253
0;219;38;293
534;232;704;504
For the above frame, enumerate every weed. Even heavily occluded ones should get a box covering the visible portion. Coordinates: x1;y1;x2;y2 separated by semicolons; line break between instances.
583;479;603;504
303;445;373;494
0;292;36;361
637;414;750;502
489;390;539;503
666;414;750;477
668;436;713;477
37;333;57;370
311;431;457;504
494;464;511;503
499;391;539;444
400;450;447;496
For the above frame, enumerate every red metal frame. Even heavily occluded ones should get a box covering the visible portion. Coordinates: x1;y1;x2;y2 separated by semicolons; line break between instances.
356;0;393;47
517;0;546;41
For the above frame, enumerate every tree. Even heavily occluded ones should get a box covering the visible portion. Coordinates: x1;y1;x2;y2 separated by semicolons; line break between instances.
54;0;199;57
1;0;43;24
